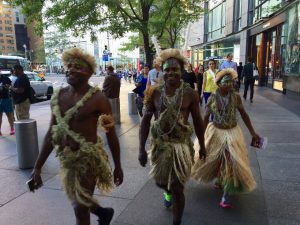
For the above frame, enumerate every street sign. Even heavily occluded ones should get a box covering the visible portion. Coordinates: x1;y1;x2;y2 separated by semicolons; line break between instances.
102;54;109;61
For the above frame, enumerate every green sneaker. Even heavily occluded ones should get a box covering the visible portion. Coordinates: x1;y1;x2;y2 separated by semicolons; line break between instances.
163;192;172;208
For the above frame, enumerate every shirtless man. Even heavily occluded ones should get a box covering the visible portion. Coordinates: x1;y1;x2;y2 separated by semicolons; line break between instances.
30;48;123;225
138;49;206;225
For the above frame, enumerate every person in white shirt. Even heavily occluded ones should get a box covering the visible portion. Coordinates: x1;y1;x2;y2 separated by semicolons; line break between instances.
147;59;163;87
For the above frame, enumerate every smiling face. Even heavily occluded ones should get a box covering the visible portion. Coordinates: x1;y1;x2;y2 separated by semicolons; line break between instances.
66;58;93;86
163;58;182;86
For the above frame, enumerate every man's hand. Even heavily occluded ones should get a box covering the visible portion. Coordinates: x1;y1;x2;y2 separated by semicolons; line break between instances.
251;133;261;148
199;148;206;160
138;150;148;167
30;168;43;191
113;167;123;186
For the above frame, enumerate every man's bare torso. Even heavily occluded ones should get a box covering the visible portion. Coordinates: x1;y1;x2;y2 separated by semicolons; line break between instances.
54;87;105;149
152;86;196;123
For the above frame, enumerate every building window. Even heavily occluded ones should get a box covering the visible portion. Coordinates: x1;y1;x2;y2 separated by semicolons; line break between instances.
7;39;14;44
0;39;4;43
15;11;19;23
206;1;227;42
251;0;283;24
234;0;242;31
5;26;12;31
0;33;3;37
5;20;11;25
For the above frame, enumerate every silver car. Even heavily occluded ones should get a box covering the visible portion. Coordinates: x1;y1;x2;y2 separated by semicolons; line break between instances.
25;72;53;101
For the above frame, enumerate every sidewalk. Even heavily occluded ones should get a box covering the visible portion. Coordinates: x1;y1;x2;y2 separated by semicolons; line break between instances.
0;83;299;225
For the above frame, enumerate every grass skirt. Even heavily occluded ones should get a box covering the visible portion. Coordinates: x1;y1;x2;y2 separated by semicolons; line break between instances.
57;140;113;207
149;140;194;189
192;123;256;193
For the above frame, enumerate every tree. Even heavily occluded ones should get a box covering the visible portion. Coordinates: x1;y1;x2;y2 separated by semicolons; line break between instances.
8;0;204;65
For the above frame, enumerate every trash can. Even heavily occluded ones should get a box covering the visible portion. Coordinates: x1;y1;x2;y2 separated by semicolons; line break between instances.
14;119;39;169
109;98;121;124
128;92;138;115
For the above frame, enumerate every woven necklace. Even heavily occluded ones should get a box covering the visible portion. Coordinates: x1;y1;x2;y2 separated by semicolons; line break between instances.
157;81;184;137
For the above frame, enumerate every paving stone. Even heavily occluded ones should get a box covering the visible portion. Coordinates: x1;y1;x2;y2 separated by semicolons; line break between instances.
0;188;130;225
0;169;53;205
263;180;300;221
258;157;300;182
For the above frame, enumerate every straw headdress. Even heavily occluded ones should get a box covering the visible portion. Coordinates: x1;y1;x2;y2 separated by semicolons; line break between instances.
156;48;188;69
62;47;97;74
215;68;238;84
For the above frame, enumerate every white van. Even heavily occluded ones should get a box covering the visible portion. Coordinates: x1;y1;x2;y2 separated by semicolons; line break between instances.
0;55;53;101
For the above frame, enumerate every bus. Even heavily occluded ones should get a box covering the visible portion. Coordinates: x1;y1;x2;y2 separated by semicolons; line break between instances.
0;55;31;74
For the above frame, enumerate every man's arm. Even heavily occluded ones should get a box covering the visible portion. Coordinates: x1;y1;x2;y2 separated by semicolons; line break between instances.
31;114;56;189
190;90;206;159
138;91;156;166
98;95;123;185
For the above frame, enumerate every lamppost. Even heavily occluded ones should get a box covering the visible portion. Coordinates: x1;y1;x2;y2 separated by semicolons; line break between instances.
23;44;27;59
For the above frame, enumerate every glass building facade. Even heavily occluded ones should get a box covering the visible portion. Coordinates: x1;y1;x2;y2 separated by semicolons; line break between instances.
190;0;300;96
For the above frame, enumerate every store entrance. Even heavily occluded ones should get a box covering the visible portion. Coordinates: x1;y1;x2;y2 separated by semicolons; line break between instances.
265;28;283;91
248;26;283;91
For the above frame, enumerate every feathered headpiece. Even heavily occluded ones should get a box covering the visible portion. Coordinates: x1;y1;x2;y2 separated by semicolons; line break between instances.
62;48;97;73
215;68;238;84
156;48;188;69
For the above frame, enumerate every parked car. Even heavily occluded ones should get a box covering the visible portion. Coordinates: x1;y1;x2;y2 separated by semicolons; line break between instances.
25;72;53;102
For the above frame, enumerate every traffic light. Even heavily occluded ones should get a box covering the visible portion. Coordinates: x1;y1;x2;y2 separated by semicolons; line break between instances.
104;45;107;50
55;49;58;53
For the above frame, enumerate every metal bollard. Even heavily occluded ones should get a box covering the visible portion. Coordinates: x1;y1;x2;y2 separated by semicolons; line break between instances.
109;98;121;124
14;119;39;169
128;92;138;115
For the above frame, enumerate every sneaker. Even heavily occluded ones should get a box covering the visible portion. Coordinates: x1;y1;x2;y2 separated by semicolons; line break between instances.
95;207;114;225
219;200;233;209
163;192;172;208
10;129;15;135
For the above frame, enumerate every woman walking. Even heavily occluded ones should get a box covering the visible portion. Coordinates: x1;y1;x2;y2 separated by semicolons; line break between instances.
202;59;218;105
192;68;261;208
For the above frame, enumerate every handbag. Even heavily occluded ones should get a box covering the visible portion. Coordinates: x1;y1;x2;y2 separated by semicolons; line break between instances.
253;63;259;80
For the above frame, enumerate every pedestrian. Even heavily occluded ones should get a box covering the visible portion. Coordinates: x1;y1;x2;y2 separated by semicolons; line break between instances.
202;59;218;105
182;63;197;90
242;57;258;103
237;62;243;89
9;65;31;120
219;53;237;72
147;59;163;87
135;64;149;117
139;49;206;225
102;66;121;99
29;48;123;225
132;69;137;82
9;68;17;86
192;68;260;208
195;64;204;105
0;74;15;135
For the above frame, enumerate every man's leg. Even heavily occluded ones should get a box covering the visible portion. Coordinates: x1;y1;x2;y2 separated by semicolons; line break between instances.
5;112;15;134
0;112;3;135
243;79;249;99
15;99;30;120
170;177;185;225
156;182;172;208
250;79;255;102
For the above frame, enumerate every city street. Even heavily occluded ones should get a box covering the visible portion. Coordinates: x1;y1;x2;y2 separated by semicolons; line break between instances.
0;78;299;225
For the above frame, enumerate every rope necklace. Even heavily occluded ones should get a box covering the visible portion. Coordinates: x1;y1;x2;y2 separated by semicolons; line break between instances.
157;81;184;137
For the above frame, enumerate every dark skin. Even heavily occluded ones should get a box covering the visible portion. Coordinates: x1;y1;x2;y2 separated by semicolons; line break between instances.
138;58;206;225
203;76;260;143
30;60;123;225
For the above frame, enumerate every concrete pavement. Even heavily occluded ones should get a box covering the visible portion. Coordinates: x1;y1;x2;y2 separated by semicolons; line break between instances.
0;80;299;225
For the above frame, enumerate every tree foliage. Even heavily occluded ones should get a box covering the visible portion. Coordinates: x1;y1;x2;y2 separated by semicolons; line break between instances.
8;0;204;64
